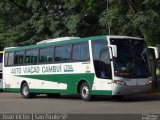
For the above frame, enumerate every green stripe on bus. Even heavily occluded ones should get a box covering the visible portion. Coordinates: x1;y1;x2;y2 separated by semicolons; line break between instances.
4;88;66;94
92;90;112;95
16;73;95;94
4;88;20;93
29;89;112;95
4;88;112;96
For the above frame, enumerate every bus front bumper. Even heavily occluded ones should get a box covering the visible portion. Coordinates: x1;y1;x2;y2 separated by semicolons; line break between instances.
112;84;151;96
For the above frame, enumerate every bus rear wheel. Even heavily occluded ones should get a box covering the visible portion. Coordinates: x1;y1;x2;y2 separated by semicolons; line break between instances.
80;82;92;101
21;83;33;98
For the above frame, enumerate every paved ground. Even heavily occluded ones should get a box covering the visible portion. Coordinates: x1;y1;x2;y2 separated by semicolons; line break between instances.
0;92;160;114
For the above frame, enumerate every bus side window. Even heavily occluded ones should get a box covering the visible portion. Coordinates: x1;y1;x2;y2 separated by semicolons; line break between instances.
25;56;30;63
100;49;112;79
31;56;37;63
39;47;53;63
25;49;38;64
92;39;112;79
8;52;14;66
15;51;24;64
4;53;9;66
72;42;89;61
54;45;71;62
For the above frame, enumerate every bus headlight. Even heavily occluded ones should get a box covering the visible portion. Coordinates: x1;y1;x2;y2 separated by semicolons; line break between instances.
113;80;126;86
146;80;152;85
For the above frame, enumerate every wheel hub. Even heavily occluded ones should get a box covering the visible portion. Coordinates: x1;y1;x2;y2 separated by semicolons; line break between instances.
23;86;29;96
82;86;89;98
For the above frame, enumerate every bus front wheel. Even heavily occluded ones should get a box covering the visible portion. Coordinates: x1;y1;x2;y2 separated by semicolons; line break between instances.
21;83;33;98
80;82;92;101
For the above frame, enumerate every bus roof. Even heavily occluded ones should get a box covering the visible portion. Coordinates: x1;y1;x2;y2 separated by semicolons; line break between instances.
36;37;80;44
4;35;143;52
108;35;142;40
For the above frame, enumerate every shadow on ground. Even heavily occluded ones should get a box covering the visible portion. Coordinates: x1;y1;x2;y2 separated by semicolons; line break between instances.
31;94;160;102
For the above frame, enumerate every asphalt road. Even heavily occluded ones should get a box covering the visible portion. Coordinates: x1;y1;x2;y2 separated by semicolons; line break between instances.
0;92;160;114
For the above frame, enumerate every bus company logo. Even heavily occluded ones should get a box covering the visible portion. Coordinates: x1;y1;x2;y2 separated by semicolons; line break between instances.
142;114;159;120
64;65;74;72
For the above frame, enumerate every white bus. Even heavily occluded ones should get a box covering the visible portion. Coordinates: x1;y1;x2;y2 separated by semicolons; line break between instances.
0;51;3;91
3;36;155;101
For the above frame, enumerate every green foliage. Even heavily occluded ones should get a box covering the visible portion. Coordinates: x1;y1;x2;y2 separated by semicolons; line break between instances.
99;0;160;46
0;0;160;49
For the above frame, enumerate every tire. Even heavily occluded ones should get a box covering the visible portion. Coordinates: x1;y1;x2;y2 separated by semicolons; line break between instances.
21;83;33;98
80;82;92;101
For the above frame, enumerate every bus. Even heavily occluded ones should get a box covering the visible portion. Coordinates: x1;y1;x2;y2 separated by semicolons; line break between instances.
3;36;157;101
148;46;160;88
0;51;3;91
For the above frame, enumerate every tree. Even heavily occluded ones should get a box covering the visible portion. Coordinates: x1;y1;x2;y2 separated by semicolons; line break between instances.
0;0;67;47
0;0;160;48
0;0;34;47
99;0;160;46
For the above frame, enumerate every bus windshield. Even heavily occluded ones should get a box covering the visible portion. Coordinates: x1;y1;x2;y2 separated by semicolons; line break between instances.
110;39;151;78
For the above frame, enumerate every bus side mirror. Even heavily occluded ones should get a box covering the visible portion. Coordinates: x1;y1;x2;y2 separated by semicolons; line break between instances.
148;46;159;59
108;45;117;58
